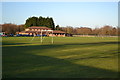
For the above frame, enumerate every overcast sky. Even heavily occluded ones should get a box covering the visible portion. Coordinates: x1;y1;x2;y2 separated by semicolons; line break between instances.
1;1;118;28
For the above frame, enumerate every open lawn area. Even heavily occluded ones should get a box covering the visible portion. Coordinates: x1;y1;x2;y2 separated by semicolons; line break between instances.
2;37;119;78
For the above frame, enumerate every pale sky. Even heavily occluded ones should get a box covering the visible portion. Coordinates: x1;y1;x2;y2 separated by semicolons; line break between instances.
1;1;118;28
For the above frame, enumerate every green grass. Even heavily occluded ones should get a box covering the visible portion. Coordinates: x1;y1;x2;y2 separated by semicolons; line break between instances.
2;37;119;78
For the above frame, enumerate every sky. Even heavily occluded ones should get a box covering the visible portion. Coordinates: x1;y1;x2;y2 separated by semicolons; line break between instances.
1;2;118;28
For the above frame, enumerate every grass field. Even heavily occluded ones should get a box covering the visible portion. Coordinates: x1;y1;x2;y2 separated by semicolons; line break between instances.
2;37;119;78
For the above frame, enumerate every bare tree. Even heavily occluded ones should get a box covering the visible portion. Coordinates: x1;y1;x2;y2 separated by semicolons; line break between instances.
76;27;92;35
2;23;25;35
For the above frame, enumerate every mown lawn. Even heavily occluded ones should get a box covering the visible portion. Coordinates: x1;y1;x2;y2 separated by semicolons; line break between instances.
2;37;119;78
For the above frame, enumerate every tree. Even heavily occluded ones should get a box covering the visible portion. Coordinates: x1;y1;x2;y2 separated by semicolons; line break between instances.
0;24;2;32
49;17;55;30
2;23;17;34
25;16;55;29
98;25;113;36
56;25;60;30
76;27;92;35
60;26;74;34
118;27;120;36
17;25;25;32
92;28;100;35
2;23;25;35
25;16;38;28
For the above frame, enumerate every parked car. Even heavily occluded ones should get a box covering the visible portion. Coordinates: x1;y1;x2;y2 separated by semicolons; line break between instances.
7;34;14;37
0;34;7;37
36;34;47;37
0;32;7;37
16;34;33;37
42;34;47;37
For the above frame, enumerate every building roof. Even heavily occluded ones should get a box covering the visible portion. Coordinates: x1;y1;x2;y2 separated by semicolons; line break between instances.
18;31;26;33
17;26;66;34
18;30;66;34
28;26;51;30
53;30;66;33
25;31;41;33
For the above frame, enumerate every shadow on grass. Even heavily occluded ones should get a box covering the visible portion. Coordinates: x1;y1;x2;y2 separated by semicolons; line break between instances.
64;41;119;46
2;41;119;78
2;42;30;45
2;54;119;78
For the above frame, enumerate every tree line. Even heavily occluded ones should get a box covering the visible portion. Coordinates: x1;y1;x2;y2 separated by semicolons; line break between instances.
58;25;119;36
25;16;55;30
0;23;25;34
0;23;119;36
0;15;119;36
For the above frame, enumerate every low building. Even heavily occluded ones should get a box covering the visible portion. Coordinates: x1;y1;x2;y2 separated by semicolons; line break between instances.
0;32;6;37
49;30;66;37
17;26;66;37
